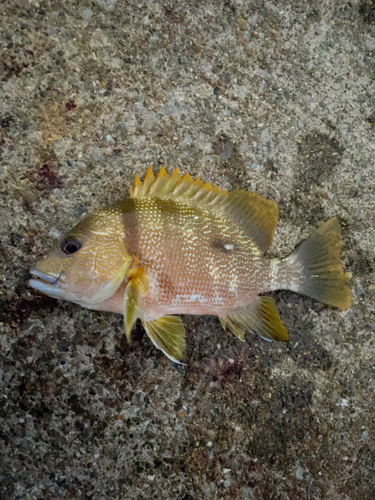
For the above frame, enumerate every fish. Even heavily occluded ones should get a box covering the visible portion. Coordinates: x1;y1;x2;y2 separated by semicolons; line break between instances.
29;167;352;363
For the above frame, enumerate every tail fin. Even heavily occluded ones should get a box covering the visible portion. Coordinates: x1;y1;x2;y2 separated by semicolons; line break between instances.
290;218;352;308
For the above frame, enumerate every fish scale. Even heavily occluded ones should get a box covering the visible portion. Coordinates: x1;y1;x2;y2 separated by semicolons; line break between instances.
29;167;352;363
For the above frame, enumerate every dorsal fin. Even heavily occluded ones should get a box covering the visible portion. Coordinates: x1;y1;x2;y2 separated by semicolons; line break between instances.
130;167;278;252
224;190;278;252
130;166;225;204
130;166;181;199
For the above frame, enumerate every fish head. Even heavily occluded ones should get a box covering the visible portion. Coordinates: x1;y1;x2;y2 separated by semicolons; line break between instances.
29;211;133;307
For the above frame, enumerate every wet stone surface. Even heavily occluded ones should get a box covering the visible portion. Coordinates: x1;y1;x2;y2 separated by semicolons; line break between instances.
1;1;375;499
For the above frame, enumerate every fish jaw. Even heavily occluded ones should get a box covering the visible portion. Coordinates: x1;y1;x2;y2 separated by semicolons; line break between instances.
29;269;64;299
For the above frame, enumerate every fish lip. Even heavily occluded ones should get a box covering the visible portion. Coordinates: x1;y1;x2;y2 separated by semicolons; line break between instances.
30;269;61;285
29;269;63;296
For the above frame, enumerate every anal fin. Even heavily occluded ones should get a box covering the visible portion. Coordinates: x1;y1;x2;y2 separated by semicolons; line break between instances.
142;316;186;364
221;296;289;342
219;317;246;342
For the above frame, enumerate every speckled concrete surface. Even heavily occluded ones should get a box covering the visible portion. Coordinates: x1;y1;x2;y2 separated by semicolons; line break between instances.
1;0;375;499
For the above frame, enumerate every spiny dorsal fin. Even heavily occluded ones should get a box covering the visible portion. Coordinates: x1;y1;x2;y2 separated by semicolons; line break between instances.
221;296;289;342
130;167;278;252
142;315;186;364
130;166;180;199
130;166;224;204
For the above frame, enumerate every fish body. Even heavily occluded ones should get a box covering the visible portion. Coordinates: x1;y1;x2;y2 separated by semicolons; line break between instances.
99;197;279;317
30;167;352;362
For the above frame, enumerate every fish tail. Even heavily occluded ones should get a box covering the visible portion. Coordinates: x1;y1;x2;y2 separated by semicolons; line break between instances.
286;217;352;308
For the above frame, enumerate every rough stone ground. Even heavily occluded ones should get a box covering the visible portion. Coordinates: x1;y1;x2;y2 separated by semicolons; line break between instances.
1;0;375;499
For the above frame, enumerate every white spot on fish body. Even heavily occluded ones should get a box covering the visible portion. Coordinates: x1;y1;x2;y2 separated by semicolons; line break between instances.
189;293;206;304
90;230;110;236
229;275;238;293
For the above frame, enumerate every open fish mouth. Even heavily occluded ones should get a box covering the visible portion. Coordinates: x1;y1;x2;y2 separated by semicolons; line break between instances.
29;269;62;295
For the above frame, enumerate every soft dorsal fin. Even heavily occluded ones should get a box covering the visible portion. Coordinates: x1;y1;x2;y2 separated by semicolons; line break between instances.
130;167;278;252
224;190;278;252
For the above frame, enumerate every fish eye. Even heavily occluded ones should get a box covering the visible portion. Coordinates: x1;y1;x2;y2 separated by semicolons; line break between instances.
60;239;82;255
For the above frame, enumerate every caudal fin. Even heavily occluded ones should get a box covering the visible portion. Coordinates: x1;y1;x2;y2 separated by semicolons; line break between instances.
290;218;352;308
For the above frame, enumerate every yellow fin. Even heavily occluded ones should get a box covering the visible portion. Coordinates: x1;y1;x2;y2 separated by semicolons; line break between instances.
123;266;150;342
130;166;155;198
149;166;169;195
290;217;352;308
128;265;150;295
142;315;186;363
224;190;278;252
174;174;205;199
123;280;139;342
221;296;289;342
130;166;179;199
130;168;278;252
133;173;142;192
219;318;245;342
130;167;226;204
159;167;183;196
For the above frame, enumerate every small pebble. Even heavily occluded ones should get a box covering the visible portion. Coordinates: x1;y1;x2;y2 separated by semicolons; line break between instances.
116;122;126;131
82;9;93;19
49;229;62;239
237;18;247;29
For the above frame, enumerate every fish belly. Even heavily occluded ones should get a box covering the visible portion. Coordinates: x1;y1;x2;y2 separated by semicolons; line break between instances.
138;253;271;320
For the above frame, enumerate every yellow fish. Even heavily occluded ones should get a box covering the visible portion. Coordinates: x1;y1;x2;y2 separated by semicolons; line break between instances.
29;167;352;363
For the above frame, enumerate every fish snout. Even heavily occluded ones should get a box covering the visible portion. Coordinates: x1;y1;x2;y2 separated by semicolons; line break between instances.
29;269;63;295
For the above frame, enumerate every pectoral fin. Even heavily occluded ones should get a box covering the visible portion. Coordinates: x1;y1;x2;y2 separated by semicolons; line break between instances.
123;279;140;342
220;296;289;342
142;316;186;364
123;266;150;342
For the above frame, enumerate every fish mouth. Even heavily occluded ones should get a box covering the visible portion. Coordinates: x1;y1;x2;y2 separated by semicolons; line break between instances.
29;269;62;295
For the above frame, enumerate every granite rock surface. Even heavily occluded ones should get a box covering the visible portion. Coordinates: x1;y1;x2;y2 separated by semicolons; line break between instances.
1;0;374;499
